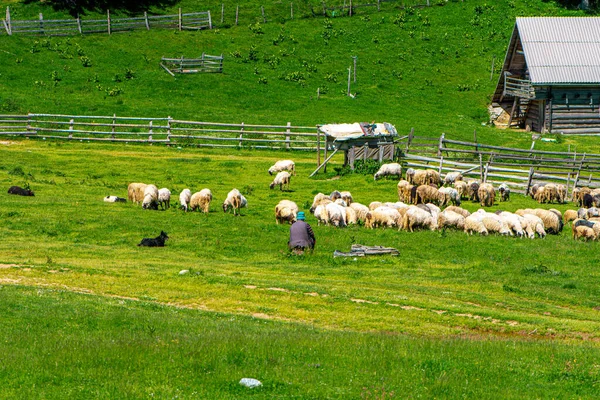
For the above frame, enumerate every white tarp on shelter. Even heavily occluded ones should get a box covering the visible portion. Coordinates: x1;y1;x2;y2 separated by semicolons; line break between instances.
318;122;397;141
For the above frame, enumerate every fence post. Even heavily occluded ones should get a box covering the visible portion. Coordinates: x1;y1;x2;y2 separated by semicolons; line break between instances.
107;9;111;35
261;6;266;23
106;10;110;35
5;6;11;35
144;12;149;30
221;4;224;23
427;0;430;5
235;5;239;25
490;56;495;81
77;14;82;33
349;0;352;16
352;56;357;83
438;156;443;175
285;122;291;149
148;120;153;141
405;127;414;154
291;2;293;19
112;114;116;138
317;127;321;166
39;13;44;35
525;167;534;196
208;10;212;29
178;8;182;31
347;66;351;96
478;153;483;182
69;119;74;139
322;2;327;16
377;0;380;11
239;122;244;147
167;116;172;141
378;145;384;162
437;132;445;156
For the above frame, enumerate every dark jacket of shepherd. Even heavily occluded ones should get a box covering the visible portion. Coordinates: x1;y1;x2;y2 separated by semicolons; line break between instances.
138;231;169;247
288;221;315;250
8;186;34;196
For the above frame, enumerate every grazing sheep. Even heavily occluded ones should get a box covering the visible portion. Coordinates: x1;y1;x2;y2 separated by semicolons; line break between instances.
445;206;471;218
340;191;353;205
574;219;600;238
573;225;596;241
310;193;332;213
403;206;437;232
104;195;126;203
478;183;495;207
397;180;411;202
345;206;358;225
520;214;546;239
128;182;147;204
268;160;295;176
516;208;561;234
325;202;347;227
334;198;347;207
365;206;401;229
467;181;480;203
438;187;461;206
349;202;370;223
222;188;244;215
464;214;488;236
498;183;510;202
313;204;329;225
269;171;291;191
453;181;468;200
369;201;384;210
405;168;416;184
179;189;192;211
583;193;595;208
481;213;512;236
138;231;169;247
437;210;466;230
557;184;567;204
588;207;600;218
444;171;463;185
330;190;342;201
564;209;578;223
574;187;592;206
142;185;159;210
374;163;402;180
190;189;213;213
158;188;171;210
425;169;442;187
416;185;443;205
383;201;408;210
275;200;298;224
8;185;35;196
498;211;524;237
529;183;541;199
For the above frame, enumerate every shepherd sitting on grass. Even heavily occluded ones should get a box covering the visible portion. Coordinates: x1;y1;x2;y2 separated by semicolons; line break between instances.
288;212;315;255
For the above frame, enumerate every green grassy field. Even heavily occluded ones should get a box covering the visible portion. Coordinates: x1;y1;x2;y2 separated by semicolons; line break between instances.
2;0;600;397
1;140;600;397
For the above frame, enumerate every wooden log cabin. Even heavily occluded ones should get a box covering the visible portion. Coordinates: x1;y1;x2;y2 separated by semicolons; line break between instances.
492;17;600;134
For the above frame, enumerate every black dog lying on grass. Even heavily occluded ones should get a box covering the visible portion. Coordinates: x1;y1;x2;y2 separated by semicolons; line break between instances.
8;185;34;196
137;231;169;247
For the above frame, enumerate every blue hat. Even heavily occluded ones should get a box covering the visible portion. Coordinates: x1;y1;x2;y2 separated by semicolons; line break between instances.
297;211;305;220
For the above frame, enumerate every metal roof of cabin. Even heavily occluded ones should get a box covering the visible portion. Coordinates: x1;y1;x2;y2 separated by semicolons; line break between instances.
517;17;600;85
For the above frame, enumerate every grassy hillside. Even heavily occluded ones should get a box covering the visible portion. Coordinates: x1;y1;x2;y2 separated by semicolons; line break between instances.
1;140;600;396
0;0;593;147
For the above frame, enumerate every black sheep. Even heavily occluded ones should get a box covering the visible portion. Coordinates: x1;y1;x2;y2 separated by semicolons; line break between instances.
137;231;169;247
583;193;594;208
8;186;34;196
574;219;596;229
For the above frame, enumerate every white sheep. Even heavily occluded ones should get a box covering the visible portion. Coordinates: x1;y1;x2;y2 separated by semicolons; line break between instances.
190;189;213;213
369;201;384;210
222;189;244;216
275;200;298;224
269;171;291;191
437;210;466;230
403;205;437;232
345;206;358;225
268;160;295;176
464;214;488;236
326;202;347;227
366;206;401;229
158;188;171;210
499;183;510;202
104;195;126;203
444;171;463;185
498;211;524;237
179;189;191;211
142;184;159;210
340;191;353;205
349;202;370;223
438;187;461;206
310;193;332;213
374;163;402;180
128;182;147;204
313;204;329;225
520;214;547;239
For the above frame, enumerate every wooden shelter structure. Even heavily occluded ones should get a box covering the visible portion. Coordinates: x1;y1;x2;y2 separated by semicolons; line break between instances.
310;122;397;176
492;17;600;134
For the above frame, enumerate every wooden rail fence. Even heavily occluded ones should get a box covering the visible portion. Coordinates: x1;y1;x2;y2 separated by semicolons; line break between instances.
0;113;319;151
2;7;211;36
160;54;223;76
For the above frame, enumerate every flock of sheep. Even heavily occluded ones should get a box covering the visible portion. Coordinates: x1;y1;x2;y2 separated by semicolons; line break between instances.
274;161;600;242
113;158;600;243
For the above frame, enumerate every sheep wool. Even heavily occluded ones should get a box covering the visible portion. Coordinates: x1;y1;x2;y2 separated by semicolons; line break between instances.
275;200;298;224
179;189;192;211
190;189;213;213
268;160;295;176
